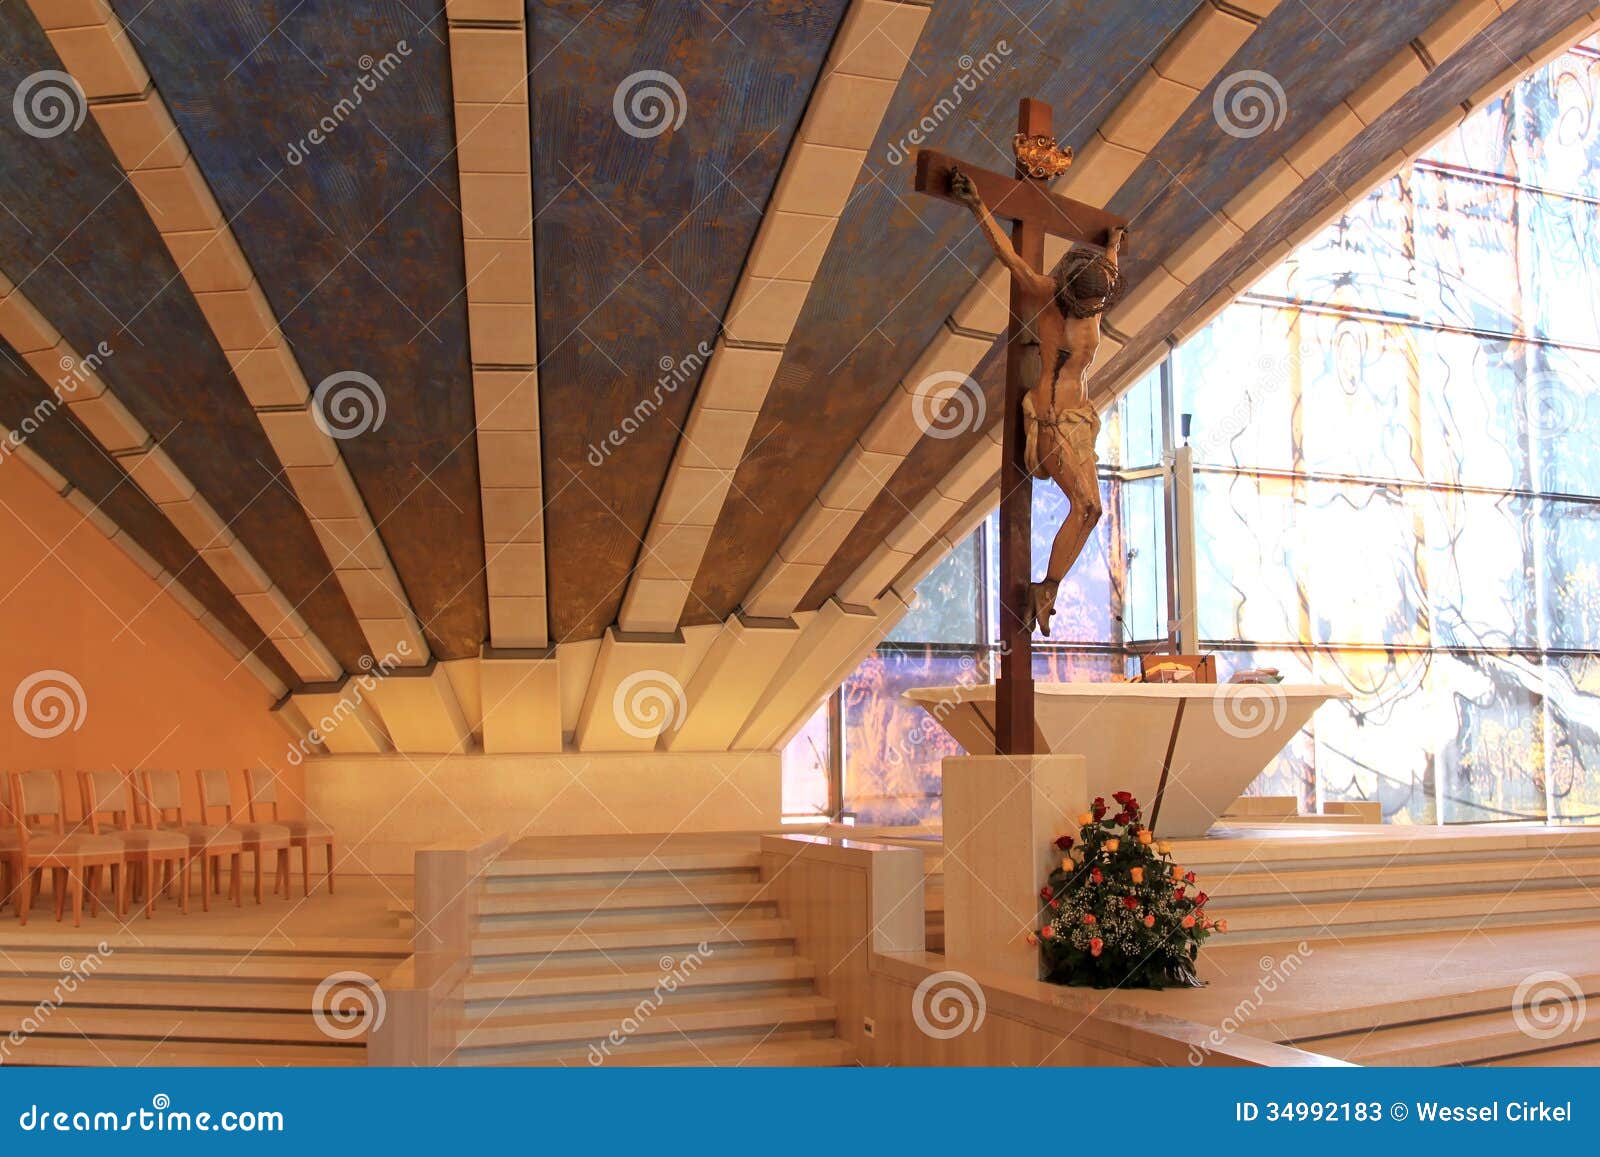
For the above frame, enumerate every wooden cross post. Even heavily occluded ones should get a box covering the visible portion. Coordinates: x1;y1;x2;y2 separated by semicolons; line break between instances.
913;98;1128;756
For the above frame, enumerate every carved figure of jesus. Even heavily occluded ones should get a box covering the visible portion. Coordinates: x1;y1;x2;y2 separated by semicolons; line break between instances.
949;167;1127;638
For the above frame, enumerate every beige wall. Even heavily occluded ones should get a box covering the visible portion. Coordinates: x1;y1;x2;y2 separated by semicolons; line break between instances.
0;459;302;818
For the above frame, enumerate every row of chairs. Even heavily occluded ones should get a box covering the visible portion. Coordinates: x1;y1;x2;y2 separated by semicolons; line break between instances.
0;767;335;926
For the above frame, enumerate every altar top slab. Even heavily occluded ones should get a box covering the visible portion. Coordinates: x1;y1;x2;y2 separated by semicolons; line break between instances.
906;681;1352;702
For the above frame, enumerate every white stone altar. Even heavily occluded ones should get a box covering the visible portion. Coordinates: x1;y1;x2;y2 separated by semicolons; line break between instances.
904;681;1349;838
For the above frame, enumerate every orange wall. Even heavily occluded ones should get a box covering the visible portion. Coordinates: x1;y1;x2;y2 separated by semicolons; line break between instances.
0;459;302;820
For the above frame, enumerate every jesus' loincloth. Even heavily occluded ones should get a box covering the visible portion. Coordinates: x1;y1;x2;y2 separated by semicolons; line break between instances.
1022;392;1100;481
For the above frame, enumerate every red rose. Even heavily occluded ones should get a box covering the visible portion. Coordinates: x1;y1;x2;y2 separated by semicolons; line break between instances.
1089;937;1104;956
1174;886;1186;901
1122;895;1139;910
1112;791;1135;806
1143;914;1156;928
1112;811;1131;825
1090;868;1103;884
1184;871;1197;884
1040;886;1053;901
1040;924;1056;939
1091;797;1108;820
1054;834;1075;851
1083;913;1096;925
1049;899;1060;910
1195;891;1209;907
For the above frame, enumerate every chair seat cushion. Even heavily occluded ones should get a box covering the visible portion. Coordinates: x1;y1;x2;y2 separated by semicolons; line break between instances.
170;824;245;853
118;829;191;855
29;833;124;859
284;819;333;840
233;822;291;846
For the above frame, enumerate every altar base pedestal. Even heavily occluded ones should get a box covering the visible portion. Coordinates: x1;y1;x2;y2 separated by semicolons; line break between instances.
941;753;1087;980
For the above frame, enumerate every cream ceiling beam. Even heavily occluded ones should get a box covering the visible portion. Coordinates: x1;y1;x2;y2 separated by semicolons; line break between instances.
616;0;932;633
0;417;288;700
740;0;1248;621
443;0;546;651
0;278;340;683
23;0;431;671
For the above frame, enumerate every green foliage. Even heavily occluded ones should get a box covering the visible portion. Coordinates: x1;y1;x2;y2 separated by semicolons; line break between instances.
1034;791;1221;989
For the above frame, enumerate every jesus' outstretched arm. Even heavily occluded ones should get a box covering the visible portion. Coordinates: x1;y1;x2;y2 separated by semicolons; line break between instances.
948;168;1055;298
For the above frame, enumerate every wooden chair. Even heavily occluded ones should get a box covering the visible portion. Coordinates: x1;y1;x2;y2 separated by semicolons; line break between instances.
197;769;290;904
0;782;19;916
7;770;126;926
80;771;191;918
138;768;244;910
244;766;335;897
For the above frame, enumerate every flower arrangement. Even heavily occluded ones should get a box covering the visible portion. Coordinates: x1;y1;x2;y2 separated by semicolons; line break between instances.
1029;791;1224;989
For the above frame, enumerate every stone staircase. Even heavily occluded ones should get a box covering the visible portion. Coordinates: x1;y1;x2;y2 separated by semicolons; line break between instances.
447;840;856;1066
0;934;405;1066
1263;960;1600;1066
1179;825;1600;944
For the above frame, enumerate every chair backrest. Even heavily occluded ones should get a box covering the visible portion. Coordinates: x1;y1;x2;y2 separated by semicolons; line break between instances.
140;768;186;826
15;770;64;831
244;767;280;821
197;768;235;821
81;770;133;834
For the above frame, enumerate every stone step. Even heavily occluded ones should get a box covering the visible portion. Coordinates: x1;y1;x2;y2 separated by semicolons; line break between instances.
1303;1000;1600;1066
1481;1039;1600;1066
1209;855;1600;903
0;976;355;1013
515;1036;858;1068
0;1003;365;1044
476;881;769;915
0;950;393;983
0;1036;363;1067
454;993;837;1050
1216;886;1600;942
487;850;763;879
463;956;817;1001
470;916;795;958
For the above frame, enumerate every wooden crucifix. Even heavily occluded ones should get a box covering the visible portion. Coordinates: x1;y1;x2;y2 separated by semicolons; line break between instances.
914;98;1130;756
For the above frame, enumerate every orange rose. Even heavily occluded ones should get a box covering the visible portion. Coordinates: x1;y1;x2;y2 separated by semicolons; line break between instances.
1130;867;1144;884
1061;857;1071;872
1105;839;1120;853
1025;931;1039;946
1089;937;1104;957
1077;812;1094;826
1157;841;1172;855
1215;920;1228;933
1181;914;1195;928
1138;831;1153;845
1143;914;1156;928
1171;865;1184;880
